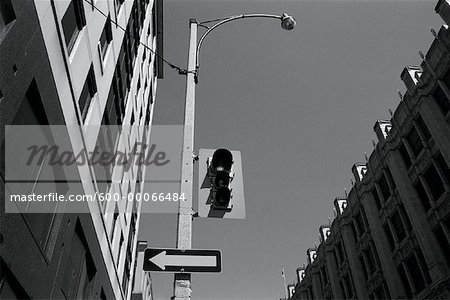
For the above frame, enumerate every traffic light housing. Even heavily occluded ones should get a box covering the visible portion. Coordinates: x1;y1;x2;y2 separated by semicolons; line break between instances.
198;148;245;219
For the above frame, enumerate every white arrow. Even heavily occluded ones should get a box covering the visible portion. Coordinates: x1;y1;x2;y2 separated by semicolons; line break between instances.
149;251;217;270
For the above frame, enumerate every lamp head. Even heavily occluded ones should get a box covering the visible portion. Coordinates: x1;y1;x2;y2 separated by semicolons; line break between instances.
281;13;296;31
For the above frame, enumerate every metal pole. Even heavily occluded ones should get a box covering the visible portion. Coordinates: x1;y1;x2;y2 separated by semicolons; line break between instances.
173;19;197;300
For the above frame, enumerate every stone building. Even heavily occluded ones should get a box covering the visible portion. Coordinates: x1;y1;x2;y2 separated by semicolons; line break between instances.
291;1;450;299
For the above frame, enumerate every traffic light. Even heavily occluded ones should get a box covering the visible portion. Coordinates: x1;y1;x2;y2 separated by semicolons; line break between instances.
198;148;245;219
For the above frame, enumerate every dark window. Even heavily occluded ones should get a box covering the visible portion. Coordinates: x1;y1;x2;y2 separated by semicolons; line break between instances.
424;164;445;200
344;274;353;298
432;85;450;116
391;211;406;243
399;142;412;169
100;288;107;300
434;224;450;266
435;152;450;183
378;174;391;201
320;266;328;285
405;255;425;293
385;167;396;190
307;285;314;300
372;188;382;210
365;247;376;275
115;0;125;15
111;72;124;124
415;115;431;141
397;264;412;299
79;65;97;121
110;205;119;240
360;256;368;281
406;127;423;158
399;204;412;233
384;223;395;250
99;16;113;59
117;232;124;263
374;283;388;300
355;212;365;237
0;0;15;32
351;221;359;242
339;281;346;299
414;180;431;212
61;221;97;299
335;242;343;265
416;248;432;284
62;0;86;53
122;260;130;296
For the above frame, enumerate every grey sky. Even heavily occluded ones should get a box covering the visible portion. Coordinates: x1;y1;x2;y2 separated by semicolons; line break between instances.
139;1;443;299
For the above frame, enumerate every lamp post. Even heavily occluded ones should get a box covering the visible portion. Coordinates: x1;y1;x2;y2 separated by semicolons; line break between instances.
173;13;296;300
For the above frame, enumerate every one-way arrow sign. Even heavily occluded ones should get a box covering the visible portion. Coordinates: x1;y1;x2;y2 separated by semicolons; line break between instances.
143;248;222;273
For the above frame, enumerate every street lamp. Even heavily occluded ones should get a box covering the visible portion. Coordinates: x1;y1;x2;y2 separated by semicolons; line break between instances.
174;13;296;300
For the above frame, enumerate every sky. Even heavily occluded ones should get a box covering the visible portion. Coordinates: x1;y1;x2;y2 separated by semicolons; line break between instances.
139;1;444;299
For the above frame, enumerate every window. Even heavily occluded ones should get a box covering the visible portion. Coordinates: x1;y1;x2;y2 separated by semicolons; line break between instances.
397;264;412;299
373;282;389;300
99;16;113;59
365;246;377;275
0;0;15;33
372;188;382;210
61;221;97;299
423;164;445;200
360;256;368;281
435;152;450;183
406;126;423;158
414;180;431;212
384;223;395;250
110;205;119;240
385;167;396;190
434;223;450;266
432;85;450;116
351;221;358;242
62;0;86;53
335;241;345;265
320;266;328;285
399;204;412;233
344;274;353;298
391;211;406;243
378;174;391;201
405;255;425;293
117;232;124;264
354;212;365;238
399;142;412;169
415;115;431;141
416;247;432;284
79;65;97;121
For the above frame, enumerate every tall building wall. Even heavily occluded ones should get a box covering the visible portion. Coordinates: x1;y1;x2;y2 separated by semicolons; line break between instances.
0;0;163;299
291;1;450;299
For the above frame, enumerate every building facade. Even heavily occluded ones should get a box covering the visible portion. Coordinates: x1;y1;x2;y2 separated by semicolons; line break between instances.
0;0;163;299
131;241;153;300
291;1;450;299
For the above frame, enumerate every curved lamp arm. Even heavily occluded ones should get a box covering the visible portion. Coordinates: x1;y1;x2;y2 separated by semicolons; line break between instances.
195;13;296;69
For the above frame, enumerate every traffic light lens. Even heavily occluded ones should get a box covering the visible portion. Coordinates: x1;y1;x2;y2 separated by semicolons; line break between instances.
215;187;231;207
212;149;233;172
214;171;230;187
